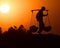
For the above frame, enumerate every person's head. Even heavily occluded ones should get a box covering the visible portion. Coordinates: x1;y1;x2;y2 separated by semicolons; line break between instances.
41;6;46;10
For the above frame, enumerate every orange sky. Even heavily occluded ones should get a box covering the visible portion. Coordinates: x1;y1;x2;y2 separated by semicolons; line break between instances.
0;0;60;35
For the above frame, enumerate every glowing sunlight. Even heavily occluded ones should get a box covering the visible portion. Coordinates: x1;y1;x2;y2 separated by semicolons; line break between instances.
0;4;10;13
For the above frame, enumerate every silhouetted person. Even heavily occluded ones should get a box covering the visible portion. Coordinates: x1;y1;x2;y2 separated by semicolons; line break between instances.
32;6;48;33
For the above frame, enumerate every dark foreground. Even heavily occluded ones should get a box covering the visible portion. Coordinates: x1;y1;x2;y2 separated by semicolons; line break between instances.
0;32;60;48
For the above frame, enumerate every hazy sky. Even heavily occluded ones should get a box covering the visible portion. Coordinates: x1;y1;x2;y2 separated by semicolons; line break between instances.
0;0;60;35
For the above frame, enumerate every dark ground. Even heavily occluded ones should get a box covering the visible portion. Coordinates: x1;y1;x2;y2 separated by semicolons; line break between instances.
0;31;60;48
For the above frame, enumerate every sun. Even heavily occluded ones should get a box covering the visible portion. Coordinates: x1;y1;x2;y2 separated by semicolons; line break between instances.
0;4;10;13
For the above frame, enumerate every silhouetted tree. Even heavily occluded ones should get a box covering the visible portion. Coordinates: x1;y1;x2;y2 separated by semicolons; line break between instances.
14;26;17;30
18;25;26;34
0;27;2;34
8;27;14;32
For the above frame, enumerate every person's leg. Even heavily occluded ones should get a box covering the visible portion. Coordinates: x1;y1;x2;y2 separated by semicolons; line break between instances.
38;21;44;33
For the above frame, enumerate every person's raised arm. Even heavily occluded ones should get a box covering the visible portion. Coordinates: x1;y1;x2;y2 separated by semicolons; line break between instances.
31;9;40;12
32;9;40;11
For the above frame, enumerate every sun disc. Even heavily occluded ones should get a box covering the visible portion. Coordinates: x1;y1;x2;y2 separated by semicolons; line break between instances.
0;4;10;13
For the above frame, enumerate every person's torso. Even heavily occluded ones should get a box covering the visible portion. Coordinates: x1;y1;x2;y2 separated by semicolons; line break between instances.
36;10;43;21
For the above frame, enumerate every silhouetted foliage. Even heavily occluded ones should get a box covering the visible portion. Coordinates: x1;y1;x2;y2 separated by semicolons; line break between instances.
0;24;59;48
0;27;2;34
14;26;17;30
18;25;26;34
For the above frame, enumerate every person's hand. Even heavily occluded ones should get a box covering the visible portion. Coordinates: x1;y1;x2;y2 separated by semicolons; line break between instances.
32;10;33;11
31;10;33;13
46;10;48;11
